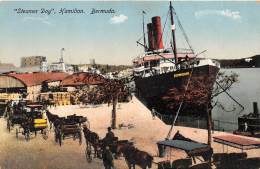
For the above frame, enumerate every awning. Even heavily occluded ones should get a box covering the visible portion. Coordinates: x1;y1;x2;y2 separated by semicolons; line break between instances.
213;135;260;150
26;104;43;109
157;139;209;152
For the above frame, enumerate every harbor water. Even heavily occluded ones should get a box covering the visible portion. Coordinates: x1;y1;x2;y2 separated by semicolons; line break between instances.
153;68;260;132
212;68;260;131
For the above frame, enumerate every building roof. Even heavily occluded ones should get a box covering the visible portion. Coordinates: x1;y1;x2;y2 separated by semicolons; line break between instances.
0;65;42;74
6;72;69;87
0;63;17;73
60;72;107;86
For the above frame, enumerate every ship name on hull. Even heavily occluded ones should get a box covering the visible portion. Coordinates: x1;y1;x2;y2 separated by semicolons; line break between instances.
174;72;190;78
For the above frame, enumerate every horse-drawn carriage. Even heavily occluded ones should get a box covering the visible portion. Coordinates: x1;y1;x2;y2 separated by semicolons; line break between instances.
5;100;48;141
15;104;48;141
6;100;26;131
6;106;27;133
6;100;26;130
53;114;87;146
156;131;213;169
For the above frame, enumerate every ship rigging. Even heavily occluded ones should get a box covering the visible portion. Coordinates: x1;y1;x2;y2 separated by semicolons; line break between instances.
133;1;220;120
135;2;217;78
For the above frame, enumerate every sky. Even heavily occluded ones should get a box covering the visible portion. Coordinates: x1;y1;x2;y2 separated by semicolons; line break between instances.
0;1;260;66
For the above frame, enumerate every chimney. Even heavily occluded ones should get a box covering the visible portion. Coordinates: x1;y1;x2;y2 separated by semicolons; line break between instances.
152;16;164;50
253;102;259;117
147;23;155;51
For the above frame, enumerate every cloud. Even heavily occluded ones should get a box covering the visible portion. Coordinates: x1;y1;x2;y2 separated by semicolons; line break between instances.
195;9;241;21
22;16;51;25
110;14;128;24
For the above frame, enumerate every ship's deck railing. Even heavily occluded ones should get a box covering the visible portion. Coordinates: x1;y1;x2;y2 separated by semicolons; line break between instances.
152;109;242;132
151;109;208;129
151;109;174;121
213;120;237;132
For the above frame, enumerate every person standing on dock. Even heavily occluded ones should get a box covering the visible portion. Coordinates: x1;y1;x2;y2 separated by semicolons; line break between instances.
244;122;248;132
151;108;156;119
102;146;114;169
103;127;116;147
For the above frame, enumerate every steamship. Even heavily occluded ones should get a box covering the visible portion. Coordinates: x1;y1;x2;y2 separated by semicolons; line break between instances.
133;2;220;117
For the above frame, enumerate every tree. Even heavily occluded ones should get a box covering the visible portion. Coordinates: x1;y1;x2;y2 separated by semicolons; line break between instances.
207;71;239;145
75;78;131;129
104;80;122;129
111;91;119;129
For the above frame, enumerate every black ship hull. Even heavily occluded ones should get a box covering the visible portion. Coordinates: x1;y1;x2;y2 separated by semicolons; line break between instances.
134;65;219;117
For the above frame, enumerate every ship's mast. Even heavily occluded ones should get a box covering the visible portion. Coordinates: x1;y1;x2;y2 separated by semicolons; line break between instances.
169;2;178;67
142;10;147;52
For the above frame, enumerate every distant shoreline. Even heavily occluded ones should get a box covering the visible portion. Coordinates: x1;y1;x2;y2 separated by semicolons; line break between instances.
216;54;260;68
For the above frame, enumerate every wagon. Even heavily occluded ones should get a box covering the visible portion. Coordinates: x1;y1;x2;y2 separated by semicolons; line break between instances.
15;104;49;141
6;101;27;132
16;118;48;140
54;118;82;146
156;138;213;169
66;114;87;126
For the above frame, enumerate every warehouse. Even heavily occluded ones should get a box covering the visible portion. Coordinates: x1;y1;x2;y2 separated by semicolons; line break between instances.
0;72;69;101
39;72;107;106
60;72;107;91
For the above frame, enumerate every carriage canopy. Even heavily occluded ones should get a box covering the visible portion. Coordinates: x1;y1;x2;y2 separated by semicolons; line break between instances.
157;139;209;151
157;139;212;158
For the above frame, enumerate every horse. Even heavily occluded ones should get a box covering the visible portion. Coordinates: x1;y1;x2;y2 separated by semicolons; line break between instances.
213;152;247;164
187;147;213;163
111;140;133;158
172;130;197;142
188;162;212;169
46;111;59;130
117;144;153;169
83;126;101;158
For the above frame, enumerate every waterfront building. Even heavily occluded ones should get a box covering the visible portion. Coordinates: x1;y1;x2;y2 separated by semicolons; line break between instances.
0;72;69;101
21;56;46;67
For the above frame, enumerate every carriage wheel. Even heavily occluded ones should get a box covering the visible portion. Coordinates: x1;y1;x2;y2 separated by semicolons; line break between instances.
54;129;59;143
54;131;57;142
16;128;18;139
7;120;11;132
25;132;30;141
42;129;48;140
79;132;82;145
25;129;30;142
85;146;92;163
59;134;62;146
49;122;53;131
97;147;103;159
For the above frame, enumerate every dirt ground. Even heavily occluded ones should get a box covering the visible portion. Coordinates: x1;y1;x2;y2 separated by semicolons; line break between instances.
0;96;259;169
0;118;105;169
